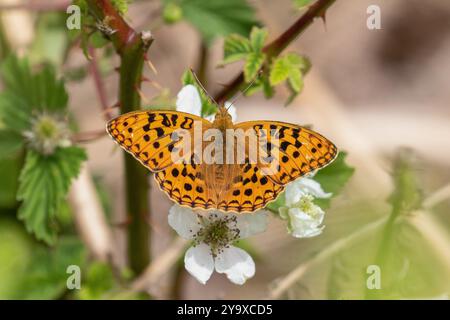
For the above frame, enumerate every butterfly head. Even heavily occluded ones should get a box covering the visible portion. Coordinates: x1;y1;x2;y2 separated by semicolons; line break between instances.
212;105;233;129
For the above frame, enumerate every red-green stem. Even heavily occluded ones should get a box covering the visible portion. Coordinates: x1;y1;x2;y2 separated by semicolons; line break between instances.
87;0;152;275
213;0;336;103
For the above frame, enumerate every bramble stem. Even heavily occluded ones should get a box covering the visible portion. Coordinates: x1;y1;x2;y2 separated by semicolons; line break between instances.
214;0;336;103
87;0;153;275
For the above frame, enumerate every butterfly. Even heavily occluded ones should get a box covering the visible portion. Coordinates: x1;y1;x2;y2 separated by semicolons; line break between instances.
107;101;338;213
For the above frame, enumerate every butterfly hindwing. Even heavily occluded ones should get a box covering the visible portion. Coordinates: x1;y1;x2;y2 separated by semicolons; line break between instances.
155;162;213;209
218;163;284;212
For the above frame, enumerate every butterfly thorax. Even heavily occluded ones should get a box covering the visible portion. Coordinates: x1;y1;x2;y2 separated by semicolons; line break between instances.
212;105;233;131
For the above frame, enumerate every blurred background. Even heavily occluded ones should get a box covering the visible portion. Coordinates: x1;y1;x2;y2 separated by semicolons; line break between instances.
0;0;449;299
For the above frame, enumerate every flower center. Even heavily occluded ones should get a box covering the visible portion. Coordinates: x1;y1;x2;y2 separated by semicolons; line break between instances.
24;113;71;155
193;214;240;257
299;194;316;215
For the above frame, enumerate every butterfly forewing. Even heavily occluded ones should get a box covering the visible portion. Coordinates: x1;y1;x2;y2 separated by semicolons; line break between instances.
107;110;210;171
235;121;338;186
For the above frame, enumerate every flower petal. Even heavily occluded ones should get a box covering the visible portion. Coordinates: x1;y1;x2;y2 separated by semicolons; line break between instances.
285;178;331;205
235;210;268;239
215;246;255;285
184;243;215;284
297;178;332;199
287;207;325;238
168;204;201;239
176;85;202;116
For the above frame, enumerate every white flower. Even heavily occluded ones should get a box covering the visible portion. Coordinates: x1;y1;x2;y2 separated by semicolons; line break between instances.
176;85;202;116
168;205;268;285
280;176;331;238
285;176;331;205
176;85;237;122
23;113;71;155
279;195;325;238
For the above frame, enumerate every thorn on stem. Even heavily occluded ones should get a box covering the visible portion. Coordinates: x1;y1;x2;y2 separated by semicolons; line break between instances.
135;85;151;104
145;57;158;75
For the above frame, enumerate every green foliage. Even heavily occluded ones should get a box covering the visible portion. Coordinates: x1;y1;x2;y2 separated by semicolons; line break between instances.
0;219;86;300
17;148;86;244
222;29;311;103
222;34;252;65
0;156;21;209
314;152;355;208
326;148;450;299
18;237;86;299
388;148;423;217
182;69;217;116
0;55;86;244
71;0;111;60
293;0;314;9
0;217;34;298
222;27;268;82
77;262;116;299
29;13;69;66
166;0;259;45
269;53;311;105
111;0;131;15
0;56;68;131
163;2;183;24
0;130;23;159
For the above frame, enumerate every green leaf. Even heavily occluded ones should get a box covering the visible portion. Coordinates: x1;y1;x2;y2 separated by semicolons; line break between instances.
270;53;310;87
17;147;87;244
0;92;33;132
178;0;259;45
244;52;264;82
0;130;24;158
17;237;86;299
0;55;69;125
288;68;303;93
266;192;286;213
222;34;252;65
249;27;268;52
314;152;355;209
327;215;450;299
388;148;423;215
269;56;290;86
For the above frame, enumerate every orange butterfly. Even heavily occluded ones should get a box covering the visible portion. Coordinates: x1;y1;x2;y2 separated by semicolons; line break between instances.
107;102;337;213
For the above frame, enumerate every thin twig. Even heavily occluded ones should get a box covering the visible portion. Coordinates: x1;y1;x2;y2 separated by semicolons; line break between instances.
69;165;115;261
423;183;450;209
73;129;107;143
213;0;336;103
88;46;113;120
131;238;188;292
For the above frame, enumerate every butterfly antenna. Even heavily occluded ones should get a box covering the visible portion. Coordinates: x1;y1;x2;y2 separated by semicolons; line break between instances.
227;69;263;110
189;68;219;105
